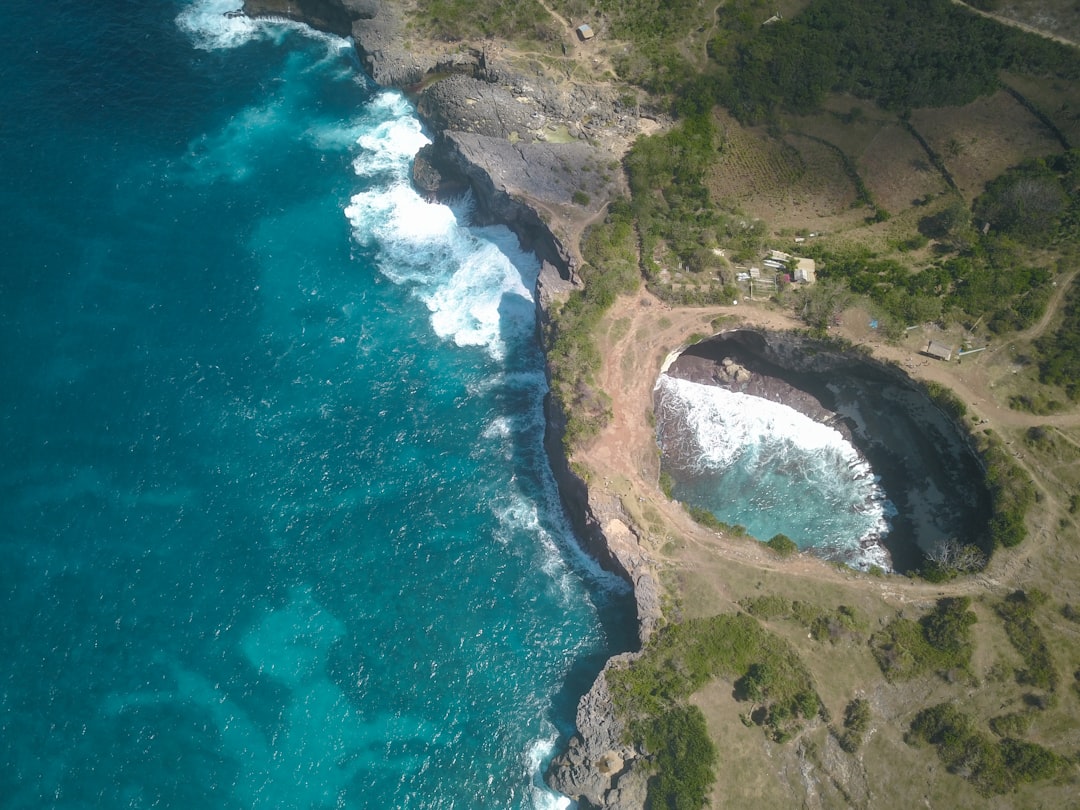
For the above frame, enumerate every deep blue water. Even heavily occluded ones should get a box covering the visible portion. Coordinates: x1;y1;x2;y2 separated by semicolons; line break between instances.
1;2;633;807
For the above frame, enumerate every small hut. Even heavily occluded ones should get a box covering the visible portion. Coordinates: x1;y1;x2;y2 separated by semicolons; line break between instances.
794;257;816;283
576;24;595;41
925;340;954;361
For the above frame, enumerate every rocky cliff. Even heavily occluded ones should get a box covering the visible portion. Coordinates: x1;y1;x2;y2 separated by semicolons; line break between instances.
240;2;659;807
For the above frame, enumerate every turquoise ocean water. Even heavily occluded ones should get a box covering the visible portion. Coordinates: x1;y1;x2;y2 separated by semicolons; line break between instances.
1;1;634;806
655;375;894;570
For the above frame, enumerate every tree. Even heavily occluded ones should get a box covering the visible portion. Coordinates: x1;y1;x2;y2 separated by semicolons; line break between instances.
798;279;852;330
926;538;987;574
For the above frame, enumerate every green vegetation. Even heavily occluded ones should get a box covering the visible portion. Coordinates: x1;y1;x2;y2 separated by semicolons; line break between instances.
974;152;1080;246
708;0;1080;123
551;0;717;93
608;613;822;741
623;115;743;306
989;710;1033;738
996;589;1058;691
923;381;968;421
837;697;872;753
741;596;865;644
980;431;1038;549
686;505;748;537
1036;276;1080;401
637;706;717;810
546;200;640;448
415;0;561;41
765;533;798;556
659;471;676;499
870;597;976;681
803;236;1054;336
908;703;1066;795
606;613;822;806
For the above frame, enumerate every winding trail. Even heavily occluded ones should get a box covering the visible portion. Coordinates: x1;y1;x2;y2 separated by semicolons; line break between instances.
950;0;1079;49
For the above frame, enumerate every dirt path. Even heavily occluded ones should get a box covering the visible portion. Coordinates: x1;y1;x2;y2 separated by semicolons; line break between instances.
950;0;1079;48
1019;268;1077;343
573;283;1079;600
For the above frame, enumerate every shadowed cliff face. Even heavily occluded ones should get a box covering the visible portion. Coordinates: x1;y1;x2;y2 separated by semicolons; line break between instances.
666;331;993;573
242;0;359;37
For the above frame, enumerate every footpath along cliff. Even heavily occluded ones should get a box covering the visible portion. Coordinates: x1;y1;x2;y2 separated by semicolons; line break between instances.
242;1;661;806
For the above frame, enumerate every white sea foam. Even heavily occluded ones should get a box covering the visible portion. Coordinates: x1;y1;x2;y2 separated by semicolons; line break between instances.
343;92;539;360
527;735;572;810
176;0;265;50
656;374;894;570
656;375;867;473
351;101;431;180
176;0;351;52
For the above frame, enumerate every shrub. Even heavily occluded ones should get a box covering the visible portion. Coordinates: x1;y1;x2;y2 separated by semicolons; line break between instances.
989;711;1032;738
907;703;1065;794
996;590;1057;691
979;432;1036;549
659;471;675;499
687;506;747;536
636;705;717;810
837;697;872;752
871;598;976;680
765;533;798;556
741;597;863;644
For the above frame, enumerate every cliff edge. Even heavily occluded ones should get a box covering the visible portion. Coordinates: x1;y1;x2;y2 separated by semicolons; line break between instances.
241;2;660;807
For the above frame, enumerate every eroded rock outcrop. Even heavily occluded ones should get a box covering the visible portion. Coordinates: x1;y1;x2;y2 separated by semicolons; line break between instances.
243;0;359;36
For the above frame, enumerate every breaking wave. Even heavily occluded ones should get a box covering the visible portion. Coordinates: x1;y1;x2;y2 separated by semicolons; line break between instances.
655;374;893;570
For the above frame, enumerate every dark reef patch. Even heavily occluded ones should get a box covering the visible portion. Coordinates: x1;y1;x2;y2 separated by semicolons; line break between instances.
664;330;992;573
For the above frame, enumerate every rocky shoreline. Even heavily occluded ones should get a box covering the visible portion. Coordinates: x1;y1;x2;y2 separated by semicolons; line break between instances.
240;2;658;807
665;330;994;574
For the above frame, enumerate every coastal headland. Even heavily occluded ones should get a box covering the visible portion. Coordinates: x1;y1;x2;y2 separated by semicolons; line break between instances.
239;2;1080;807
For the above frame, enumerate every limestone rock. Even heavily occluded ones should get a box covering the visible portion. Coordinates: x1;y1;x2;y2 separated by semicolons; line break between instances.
546;654;645;809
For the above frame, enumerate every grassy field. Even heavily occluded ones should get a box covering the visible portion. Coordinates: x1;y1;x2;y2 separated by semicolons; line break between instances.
909;89;1066;201
1002;70;1080;146
790;101;949;214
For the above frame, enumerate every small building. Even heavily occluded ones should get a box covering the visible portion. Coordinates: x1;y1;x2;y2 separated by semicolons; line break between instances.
925;340;954;361
794;257;816;284
576;24;595;41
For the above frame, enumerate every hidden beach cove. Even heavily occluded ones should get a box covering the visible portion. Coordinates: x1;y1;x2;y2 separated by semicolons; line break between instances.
230;2;991;806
